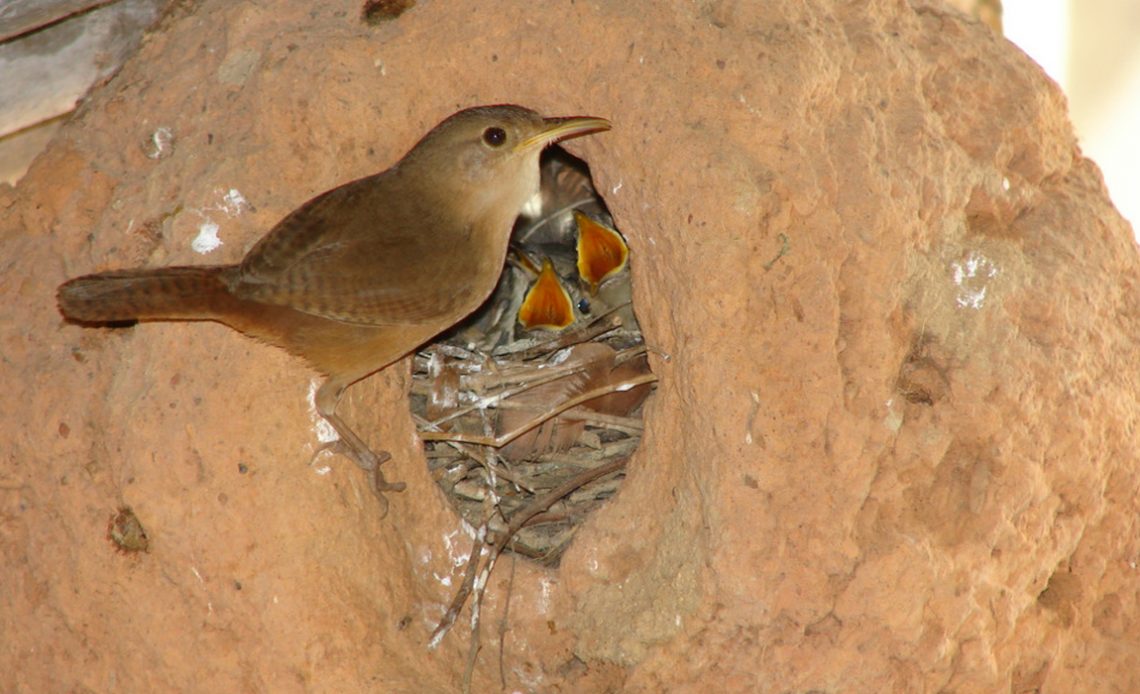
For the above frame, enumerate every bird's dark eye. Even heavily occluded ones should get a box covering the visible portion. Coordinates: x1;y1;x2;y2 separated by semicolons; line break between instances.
482;127;507;147
576;298;591;314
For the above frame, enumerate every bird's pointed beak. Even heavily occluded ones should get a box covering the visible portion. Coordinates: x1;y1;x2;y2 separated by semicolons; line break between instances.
516;116;611;153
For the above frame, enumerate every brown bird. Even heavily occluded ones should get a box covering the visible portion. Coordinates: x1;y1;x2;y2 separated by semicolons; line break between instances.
57;104;611;511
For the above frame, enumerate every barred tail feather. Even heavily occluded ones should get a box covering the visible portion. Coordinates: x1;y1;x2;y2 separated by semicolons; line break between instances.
57;266;238;324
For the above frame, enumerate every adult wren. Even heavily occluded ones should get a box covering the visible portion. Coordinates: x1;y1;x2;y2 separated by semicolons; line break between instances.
57;104;611;513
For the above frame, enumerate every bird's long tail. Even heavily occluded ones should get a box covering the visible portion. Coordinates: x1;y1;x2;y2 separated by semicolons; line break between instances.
57;266;239;324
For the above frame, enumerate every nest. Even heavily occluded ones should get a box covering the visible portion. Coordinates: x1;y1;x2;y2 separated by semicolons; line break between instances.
409;146;653;566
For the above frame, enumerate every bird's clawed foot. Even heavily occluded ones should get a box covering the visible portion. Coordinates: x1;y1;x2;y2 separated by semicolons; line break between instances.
311;436;405;516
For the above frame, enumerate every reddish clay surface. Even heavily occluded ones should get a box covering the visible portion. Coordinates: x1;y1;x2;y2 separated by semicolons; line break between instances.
3;1;1138;691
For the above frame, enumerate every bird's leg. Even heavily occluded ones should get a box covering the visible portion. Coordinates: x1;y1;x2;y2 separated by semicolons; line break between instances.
313;380;406;511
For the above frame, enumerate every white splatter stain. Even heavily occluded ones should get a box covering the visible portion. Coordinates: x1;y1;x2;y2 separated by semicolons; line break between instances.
951;251;1000;309
306;378;339;444
219;188;249;217
145;127;174;160
191;222;222;254
537;576;555;614
187;188;250;254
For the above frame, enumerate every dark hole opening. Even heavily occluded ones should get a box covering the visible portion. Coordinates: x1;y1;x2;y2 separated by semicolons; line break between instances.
408;145;654;567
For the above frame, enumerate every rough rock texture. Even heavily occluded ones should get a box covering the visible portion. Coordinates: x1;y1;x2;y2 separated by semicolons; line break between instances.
3;0;1138;691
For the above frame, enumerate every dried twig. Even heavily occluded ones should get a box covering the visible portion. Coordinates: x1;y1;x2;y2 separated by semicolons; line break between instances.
498;554;517;689
419;373;657;447
429;526;484;647
421;359;589;430
429;456;628;651
497;312;623;361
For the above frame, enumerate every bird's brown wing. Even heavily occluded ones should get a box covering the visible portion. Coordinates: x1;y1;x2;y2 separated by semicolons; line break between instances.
235;173;476;325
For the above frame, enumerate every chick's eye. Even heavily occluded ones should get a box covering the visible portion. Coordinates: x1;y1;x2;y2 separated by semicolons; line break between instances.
482;126;507;147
